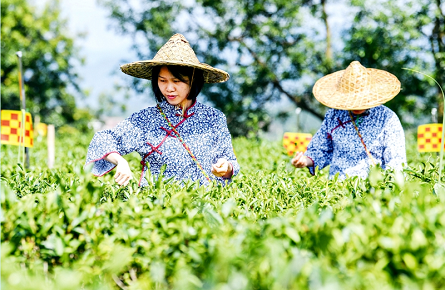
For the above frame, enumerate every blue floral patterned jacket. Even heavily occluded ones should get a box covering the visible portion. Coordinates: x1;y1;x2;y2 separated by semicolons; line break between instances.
85;101;240;186
305;105;406;179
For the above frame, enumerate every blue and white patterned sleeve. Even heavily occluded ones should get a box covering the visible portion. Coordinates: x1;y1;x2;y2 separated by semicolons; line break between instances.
305;109;334;175
212;113;240;182
84;111;146;176
381;112;407;170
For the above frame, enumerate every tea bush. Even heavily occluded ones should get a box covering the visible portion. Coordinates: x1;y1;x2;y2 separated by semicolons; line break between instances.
1;130;445;289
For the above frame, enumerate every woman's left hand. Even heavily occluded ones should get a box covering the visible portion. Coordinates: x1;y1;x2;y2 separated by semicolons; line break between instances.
211;158;233;179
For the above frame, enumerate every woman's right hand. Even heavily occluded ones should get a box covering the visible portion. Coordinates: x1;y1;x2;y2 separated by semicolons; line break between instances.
291;151;314;168
105;153;133;186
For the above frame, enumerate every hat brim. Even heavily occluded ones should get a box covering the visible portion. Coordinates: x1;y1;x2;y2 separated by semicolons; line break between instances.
120;60;229;83
312;68;401;110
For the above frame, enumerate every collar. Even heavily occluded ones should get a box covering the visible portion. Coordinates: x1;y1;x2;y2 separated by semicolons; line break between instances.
158;100;197;117
349;109;370;117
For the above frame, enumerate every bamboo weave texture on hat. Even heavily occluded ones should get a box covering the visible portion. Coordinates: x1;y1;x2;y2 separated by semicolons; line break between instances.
120;34;229;83
313;61;401;110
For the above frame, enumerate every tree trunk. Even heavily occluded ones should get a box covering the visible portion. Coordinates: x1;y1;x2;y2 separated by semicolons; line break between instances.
432;0;445;121
321;0;332;66
232;37;325;120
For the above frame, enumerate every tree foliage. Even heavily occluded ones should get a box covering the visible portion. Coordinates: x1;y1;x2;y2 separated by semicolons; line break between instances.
99;0;333;136
343;0;445;124
99;0;444;135
1;0;85;127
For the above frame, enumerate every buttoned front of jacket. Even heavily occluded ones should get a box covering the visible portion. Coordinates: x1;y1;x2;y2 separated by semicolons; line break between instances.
305;105;406;179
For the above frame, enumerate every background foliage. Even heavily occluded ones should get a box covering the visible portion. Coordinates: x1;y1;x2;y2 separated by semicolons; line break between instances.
98;0;444;136
0;0;93;128
343;0;445;123
1;0;443;136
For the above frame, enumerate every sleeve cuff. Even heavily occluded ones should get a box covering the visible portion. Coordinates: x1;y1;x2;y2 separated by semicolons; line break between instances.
306;156;316;176
85;151;121;177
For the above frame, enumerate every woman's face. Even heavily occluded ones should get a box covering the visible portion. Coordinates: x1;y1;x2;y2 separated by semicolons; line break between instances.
158;66;191;107
351;109;366;115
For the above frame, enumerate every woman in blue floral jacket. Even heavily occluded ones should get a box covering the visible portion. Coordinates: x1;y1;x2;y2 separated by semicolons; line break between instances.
292;61;406;179
85;34;239;186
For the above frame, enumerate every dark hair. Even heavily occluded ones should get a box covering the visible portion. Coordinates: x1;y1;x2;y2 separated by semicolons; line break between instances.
151;65;204;103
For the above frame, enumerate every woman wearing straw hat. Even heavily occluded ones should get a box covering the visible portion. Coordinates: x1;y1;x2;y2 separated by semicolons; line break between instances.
85;34;239;186
291;61;406;179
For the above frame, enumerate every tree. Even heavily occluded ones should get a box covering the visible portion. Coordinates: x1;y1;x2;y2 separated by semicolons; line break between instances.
1;0;85;127
99;0;443;135
342;0;445;125
428;0;445;117
99;0;335;136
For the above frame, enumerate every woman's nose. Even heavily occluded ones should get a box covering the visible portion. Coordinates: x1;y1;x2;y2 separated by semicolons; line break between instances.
166;82;175;92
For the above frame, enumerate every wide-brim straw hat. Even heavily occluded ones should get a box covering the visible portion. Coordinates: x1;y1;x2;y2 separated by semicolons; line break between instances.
312;61;401;110
120;33;229;83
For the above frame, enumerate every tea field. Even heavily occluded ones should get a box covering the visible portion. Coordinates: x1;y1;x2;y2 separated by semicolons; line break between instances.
1;130;445;289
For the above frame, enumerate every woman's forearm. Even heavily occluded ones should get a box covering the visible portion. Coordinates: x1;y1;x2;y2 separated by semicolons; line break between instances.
104;152;126;165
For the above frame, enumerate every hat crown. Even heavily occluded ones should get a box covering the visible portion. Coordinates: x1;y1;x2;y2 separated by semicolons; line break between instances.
337;61;372;94
152;33;201;65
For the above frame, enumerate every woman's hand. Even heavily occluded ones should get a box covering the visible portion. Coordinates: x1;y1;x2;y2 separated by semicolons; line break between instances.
105;153;133;186
114;161;133;186
291;151;314;168
211;158;233;179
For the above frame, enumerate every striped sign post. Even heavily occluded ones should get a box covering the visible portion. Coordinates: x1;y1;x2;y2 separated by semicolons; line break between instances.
1;110;34;148
282;132;312;156
15;51;31;167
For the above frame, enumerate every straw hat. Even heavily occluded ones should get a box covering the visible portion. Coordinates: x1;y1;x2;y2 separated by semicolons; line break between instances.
120;34;229;83
312;61;401;110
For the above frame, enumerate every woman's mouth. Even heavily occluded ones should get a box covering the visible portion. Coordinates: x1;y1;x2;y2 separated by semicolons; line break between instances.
167;95;176;100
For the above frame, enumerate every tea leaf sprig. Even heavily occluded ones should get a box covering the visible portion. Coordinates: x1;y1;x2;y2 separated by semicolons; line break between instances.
403;68;445;184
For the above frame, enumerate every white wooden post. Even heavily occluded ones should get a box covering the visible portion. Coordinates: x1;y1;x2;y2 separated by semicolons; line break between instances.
35;115;40;135
47;125;55;168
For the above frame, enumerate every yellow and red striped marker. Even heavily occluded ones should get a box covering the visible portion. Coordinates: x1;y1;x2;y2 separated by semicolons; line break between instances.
1;110;33;147
283;132;312;156
417;123;444;152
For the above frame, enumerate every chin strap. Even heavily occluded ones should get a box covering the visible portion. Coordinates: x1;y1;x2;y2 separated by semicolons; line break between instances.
348;111;377;166
157;103;211;182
